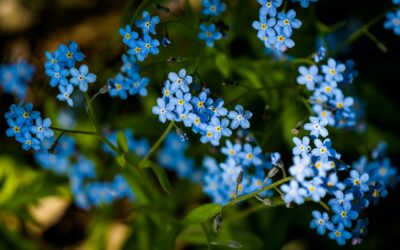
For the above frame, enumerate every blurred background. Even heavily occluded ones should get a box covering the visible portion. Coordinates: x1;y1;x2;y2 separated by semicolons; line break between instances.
0;0;399;249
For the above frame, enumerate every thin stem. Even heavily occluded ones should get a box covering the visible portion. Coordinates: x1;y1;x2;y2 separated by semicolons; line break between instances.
318;200;332;213
50;127;97;135
223;176;292;209
202;223;212;250
84;92;100;133
139;121;175;168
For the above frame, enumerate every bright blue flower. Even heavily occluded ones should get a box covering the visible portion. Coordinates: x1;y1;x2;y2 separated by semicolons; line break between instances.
45;63;69;87
304;116;328;138
127;39;146;61
207;98;228;117
152;98;176;123
277;9;302;36
228;105;252;130
121;54;139;75
305;177;326;202
345;170;369;192
191;91;211;114
137;35;160;58
328;223;352;246
220;158;242;183
221;140;242;159
257;0;283;17
369;182;388;205
135;11;160;35
128;73;149;96
239;143;262;166
31;117;54;140
273;26;295;51
57;84;74;107
252;14;276;40
310;211;333;235
384;10;400;36
5;119;24;137
119;24;139;45
322;58;346;83
210;117;232;142
353;218;368;239
69;64;96;92
328;190;353;208
201;0;226;16
58;41;85;68
291;0;317;8
169;90;192;114
198;24;222;47
332;202;359;228
289;155;313;182
15;102;40;124
292;136;311;156
16;132;41;151
312;138;337;158
296;65;322;91
109;74;129;99
168;68;193;93
281;180;308;205
44;50;61;70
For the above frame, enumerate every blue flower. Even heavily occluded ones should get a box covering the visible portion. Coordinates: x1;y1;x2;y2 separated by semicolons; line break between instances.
221;140;242;159
384;10;400;36
57;84;74;107
292;136;311;156
289;155;313;182
210;117;232;142
201;0;226;16
58;41;85;68
128;73;149;96
69;64;96;92
281;180;307;205
119;24;139;45
152;98;176;123
277;9;302;36
257;0;283;17
44;50;61;70
220;158;242;183
310;211;333;235
15;102;40;124
291;0;317;8
239;143;262;166
31;117;54;140
137;35;160;59
191;91;211;114
109;74;129;99
16;132;41;151
304;116;328;138
296;65;322;91
312;138;337;158
127;39;146;61
5;118;24;137
45;63;69;87
207;98;228;117
228;105;252;130
328;190;354;208
168;69;193;93
328;223;352;246
332;202;359;228
170;90;193;114
273;26;295;51
321;58;346;83
252;14;276;40
198;24;222;47
305;177;326;202
135;11;160;35
345;170;369;192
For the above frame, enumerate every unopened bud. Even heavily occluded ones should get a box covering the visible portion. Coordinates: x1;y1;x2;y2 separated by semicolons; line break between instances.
268;167;279;178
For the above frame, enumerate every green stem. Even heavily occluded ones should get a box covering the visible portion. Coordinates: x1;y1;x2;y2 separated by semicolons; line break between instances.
318;200;332;213
202;223;212;250
223;176;292;209
50;127;97;135
84;92;100;133
139;121;175;168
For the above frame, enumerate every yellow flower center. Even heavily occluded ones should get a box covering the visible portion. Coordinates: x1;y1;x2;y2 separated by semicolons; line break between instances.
66;51;73;58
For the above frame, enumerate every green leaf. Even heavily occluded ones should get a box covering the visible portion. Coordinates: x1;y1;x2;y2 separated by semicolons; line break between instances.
117;130;129;152
215;53;230;76
150;163;171;194
184;203;222;224
116;154;126;167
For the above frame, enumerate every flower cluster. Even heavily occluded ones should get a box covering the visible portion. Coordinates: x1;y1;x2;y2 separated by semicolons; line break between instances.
157;132;202;183
102;128;150;158
281;115;398;245
44;41;96;107
202;134;280;204
5;102;54;151
198;0;226;47
152;68;252;146
34;135;134;209
296;57;362;128
384;3;400;36
108;54;150;100
120;11;160;62
252;0;302;52
0;60;34;98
